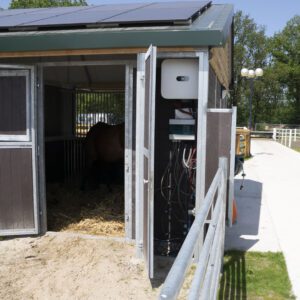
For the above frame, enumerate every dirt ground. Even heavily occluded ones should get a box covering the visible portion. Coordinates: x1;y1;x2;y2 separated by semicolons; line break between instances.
0;232;159;300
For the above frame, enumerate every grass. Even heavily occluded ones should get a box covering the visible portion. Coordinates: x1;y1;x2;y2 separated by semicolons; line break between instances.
293;147;300;153
219;251;295;300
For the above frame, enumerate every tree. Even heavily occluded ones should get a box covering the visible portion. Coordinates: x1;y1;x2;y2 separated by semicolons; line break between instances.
271;16;300;124
232;11;270;126
9;0;87;9
232;11;294;127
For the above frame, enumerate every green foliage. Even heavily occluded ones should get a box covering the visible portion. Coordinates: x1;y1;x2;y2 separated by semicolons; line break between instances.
219;251;295;299
270;16;300;123
232;11;270;126
9;0;87;9
233;11;300;127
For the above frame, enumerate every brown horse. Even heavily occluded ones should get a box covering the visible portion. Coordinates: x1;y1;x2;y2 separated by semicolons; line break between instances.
81;122;125;191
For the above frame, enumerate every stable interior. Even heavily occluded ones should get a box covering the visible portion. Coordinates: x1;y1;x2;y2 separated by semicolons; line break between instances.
43;64;126;236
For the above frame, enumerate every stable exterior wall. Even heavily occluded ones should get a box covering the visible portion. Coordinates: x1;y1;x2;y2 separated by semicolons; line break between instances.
0;3;234;281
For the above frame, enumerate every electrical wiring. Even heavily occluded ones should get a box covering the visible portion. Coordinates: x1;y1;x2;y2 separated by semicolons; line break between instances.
158;131;197;256
182;145;197;170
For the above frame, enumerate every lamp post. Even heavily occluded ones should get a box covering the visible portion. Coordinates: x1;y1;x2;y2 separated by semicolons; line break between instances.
241;68;263;130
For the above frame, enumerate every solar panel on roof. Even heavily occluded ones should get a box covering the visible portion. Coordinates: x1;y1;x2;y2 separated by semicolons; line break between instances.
0;6;88;27
21;3;148;27
103;2;206;24
0;1;212;30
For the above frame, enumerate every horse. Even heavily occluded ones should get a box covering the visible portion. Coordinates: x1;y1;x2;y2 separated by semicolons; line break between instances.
81;122;125;191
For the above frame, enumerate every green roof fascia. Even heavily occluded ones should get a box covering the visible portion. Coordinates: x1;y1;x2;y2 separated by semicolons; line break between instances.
0;4;233;53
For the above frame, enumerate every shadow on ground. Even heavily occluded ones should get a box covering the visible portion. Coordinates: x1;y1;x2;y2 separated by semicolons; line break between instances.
151;256;175;288
218;252;247;300
225;179;263;251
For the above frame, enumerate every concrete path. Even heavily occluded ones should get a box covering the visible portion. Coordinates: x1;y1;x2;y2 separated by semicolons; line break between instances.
225;139;300;299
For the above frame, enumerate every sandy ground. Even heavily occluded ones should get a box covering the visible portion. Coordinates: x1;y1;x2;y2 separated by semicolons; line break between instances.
0;232;159;300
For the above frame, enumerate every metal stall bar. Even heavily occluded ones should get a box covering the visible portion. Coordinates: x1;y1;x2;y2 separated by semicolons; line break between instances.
193;159;227;300
135;53;146;258
187;170;225;299
125;63;134;239
37;65;47;234
159;157;228;300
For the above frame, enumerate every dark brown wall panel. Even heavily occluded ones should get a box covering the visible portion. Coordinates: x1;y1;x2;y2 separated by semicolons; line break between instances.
206;113;220;193
0;148;35;230
44;85;74;137
0;76;27;135
206;112;232;193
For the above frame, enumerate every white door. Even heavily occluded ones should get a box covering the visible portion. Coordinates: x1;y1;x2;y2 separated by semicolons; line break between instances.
0;65;39;236
141;45;157;278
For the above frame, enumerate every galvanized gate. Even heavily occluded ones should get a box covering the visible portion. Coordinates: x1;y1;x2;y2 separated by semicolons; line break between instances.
0;65;39;236
135;46;157;278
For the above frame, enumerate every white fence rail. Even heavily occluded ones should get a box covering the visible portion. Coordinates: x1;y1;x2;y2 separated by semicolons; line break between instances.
159;157;228;300
273;128;300;148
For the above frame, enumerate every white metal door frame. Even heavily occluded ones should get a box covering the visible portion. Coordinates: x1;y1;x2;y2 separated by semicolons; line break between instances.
194;49;209;259
0;64;39;236
195;49;209;214
38;60;135;237
124;63;135;239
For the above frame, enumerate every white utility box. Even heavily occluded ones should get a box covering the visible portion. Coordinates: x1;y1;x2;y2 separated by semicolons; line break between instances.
161;59;198;99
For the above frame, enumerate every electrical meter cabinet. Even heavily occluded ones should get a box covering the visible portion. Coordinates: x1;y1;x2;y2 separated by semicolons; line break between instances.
161;59;198;99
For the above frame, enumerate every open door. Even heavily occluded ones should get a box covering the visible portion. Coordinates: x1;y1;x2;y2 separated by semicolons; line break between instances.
141;45;157;278
0;65;39;236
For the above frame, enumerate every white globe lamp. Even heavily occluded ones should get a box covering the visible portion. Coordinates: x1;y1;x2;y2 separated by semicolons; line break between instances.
241;68;249;77
255;68;264;77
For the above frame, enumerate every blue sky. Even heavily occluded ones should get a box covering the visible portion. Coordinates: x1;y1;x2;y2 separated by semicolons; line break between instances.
0;0;299;36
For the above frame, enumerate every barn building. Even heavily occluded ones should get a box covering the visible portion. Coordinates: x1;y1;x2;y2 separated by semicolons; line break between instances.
0;1;235;279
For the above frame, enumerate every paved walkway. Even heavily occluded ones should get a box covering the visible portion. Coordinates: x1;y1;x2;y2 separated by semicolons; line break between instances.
225;139;300;299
